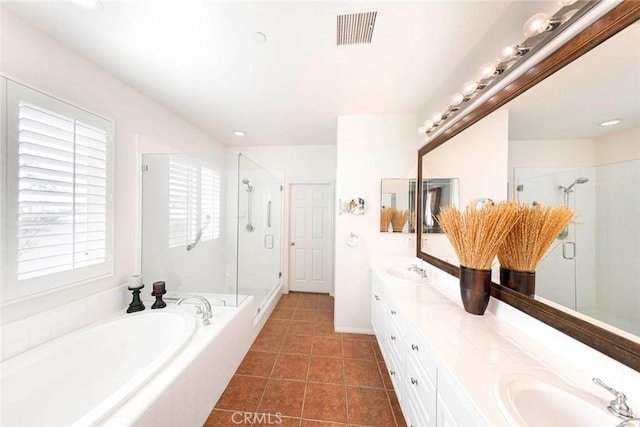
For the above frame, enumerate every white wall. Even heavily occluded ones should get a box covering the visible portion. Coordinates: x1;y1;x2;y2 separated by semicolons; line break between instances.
335;114;417;333
227;146;337;294
422;109;510;266
595;126;640;165
594;126;640;331
0;10;225;324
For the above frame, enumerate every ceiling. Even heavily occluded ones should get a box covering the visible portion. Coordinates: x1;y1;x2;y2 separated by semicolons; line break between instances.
3;0;566;147
507;19;640;141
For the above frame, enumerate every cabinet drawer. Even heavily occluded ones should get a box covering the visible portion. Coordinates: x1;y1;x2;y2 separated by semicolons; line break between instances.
386;347;404;400
405;321;438;384
404;351;437;427
386;314;404;366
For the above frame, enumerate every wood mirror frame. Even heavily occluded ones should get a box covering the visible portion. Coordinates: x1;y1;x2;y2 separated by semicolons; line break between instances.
417;2;640;372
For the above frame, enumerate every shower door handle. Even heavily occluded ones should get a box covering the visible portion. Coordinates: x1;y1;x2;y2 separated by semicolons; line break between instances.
562;241;576;259
267;201;272;228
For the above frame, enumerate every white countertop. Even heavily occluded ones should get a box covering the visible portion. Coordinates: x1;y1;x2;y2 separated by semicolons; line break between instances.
370;256;637;426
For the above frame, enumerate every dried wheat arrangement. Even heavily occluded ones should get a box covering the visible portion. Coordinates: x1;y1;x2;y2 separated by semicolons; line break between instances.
437;201;521;270
380;208;394;232
391;209;409;232
497;204;574;272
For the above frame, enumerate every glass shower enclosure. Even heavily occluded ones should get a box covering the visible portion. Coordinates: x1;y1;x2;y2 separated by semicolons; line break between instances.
141;152;282;314
229;153;283;315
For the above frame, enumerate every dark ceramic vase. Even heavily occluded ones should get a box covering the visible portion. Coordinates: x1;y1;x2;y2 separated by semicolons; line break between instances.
500;267;536;297
459;266;492;315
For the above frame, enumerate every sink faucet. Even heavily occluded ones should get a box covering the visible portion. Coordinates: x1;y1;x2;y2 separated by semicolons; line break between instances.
176;295;212;326
407;264;428;278
593;378;635;419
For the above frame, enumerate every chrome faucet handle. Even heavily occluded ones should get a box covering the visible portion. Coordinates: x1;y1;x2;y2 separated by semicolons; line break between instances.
593;378;635;419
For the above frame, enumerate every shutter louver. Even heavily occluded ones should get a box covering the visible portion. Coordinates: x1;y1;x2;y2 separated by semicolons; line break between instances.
17;101;108;280
168;157;220;249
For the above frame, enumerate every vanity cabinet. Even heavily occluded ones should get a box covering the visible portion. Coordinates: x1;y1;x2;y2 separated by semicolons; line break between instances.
371;282;405;398
371;275;477;427
371;278;437;426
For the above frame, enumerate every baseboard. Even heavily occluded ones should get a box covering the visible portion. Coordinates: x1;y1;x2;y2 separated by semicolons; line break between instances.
335;326;374;335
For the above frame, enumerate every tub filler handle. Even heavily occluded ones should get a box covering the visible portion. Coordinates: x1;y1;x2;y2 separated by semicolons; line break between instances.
176;296;212;326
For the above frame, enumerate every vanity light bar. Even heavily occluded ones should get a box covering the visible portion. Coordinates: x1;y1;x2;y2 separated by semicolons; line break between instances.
419;1;586;136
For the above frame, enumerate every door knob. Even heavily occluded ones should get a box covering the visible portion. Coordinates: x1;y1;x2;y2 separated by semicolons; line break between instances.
290;242;295;246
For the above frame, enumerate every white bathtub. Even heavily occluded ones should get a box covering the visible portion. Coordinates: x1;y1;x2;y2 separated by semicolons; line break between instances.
0;309;196;427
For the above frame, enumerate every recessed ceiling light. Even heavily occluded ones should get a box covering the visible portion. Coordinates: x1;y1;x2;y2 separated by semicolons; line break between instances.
599;119;621;127
252;32;267;44
233;130;245;137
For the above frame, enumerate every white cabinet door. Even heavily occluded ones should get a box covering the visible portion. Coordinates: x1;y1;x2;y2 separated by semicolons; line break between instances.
404;349;437;427
437;392;458;427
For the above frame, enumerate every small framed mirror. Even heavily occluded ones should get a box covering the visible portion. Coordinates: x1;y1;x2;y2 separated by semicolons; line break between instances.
380;179;416;233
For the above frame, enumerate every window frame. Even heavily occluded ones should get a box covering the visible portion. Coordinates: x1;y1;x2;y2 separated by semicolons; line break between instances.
3;80;114;302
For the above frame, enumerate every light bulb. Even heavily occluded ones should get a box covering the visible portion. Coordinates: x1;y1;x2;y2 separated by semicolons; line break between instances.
432;113;443;123
479;62;497;80
418;127;427;135
461;81;478;97
523;13;551;37
501;45;517;61
557;0;578;6
423;120;434;130
450;93;464;107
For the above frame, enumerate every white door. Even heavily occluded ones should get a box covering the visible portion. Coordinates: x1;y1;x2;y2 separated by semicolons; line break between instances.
289;184;333;293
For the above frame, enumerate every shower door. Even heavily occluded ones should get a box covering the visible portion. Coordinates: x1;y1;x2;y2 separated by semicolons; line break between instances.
236;154;283;315
515;169;578;309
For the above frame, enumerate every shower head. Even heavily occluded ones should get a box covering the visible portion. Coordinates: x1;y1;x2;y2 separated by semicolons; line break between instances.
242;178;253;192
565;176;589;192
559;177;589;192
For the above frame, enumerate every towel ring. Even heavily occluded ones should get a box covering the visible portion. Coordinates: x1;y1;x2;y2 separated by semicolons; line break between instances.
346;232;360;248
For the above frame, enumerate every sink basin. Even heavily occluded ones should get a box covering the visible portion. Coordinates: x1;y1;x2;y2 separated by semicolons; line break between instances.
385;267;428;282
495;373;618;427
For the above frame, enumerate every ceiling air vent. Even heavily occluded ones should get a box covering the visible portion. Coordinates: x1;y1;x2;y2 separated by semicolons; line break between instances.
336;11;377;46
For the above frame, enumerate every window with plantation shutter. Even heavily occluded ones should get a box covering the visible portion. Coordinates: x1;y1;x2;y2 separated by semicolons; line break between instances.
168;156;220;250
3;81;113;301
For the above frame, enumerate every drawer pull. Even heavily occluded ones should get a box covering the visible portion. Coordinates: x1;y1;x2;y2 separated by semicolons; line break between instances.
390;310;397;315
411;344;419;351
411;377;418;385
374;295;380;301
390;370;396;376
390;335;396;341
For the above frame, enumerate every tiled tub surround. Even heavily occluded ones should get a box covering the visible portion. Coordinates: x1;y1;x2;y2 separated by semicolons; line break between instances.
1;285;127;362
371;256;640;426
0;290;265;426
1;309;197;426
105;296;257;426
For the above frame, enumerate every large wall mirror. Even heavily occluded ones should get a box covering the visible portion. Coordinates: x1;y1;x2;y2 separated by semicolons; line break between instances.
417;2;640;371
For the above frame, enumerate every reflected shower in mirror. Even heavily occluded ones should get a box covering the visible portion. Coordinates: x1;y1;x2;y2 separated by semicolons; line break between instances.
380;179;416;233
423;178;459;234
419;15;640;340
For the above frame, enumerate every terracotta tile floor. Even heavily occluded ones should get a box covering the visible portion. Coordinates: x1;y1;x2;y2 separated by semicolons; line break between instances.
205;292;407;427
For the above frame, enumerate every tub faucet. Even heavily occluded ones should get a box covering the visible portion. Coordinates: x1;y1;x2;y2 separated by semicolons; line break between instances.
176;296;212;326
